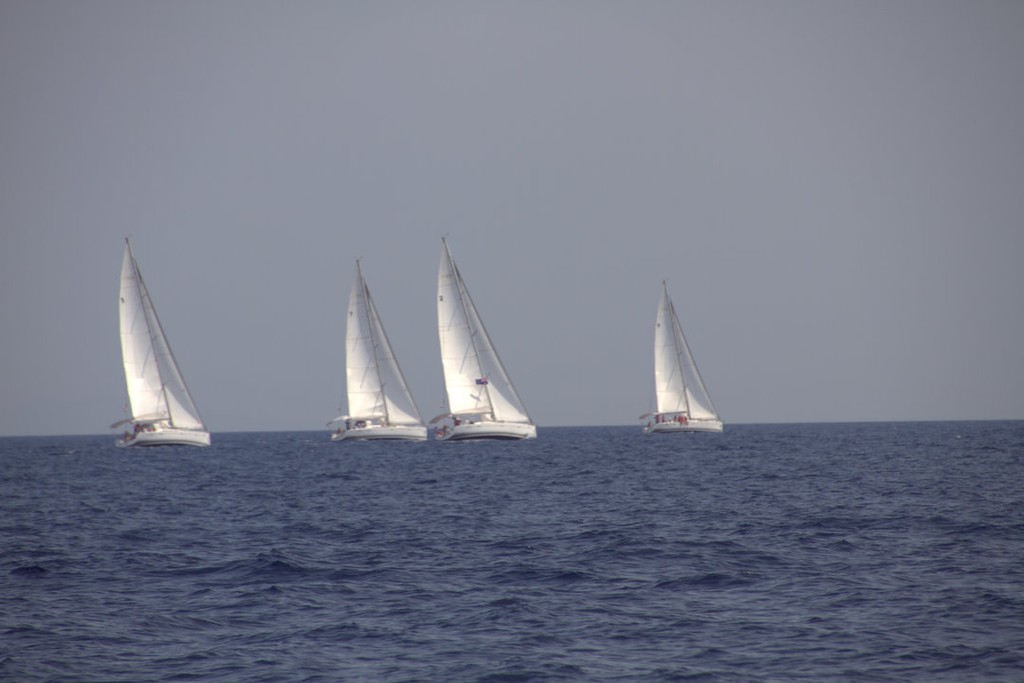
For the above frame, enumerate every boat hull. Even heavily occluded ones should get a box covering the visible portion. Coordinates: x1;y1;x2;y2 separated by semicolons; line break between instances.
331;424;427;441
435;421;537;441
644;419;723;434
117;427;211;447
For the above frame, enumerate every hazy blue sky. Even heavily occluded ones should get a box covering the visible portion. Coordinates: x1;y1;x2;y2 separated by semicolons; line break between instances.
2;1;1022;436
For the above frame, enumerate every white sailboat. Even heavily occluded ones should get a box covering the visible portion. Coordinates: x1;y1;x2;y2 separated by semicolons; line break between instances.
431;238;536;440
641;281;723;434
329;260;426;441
111;239;210;447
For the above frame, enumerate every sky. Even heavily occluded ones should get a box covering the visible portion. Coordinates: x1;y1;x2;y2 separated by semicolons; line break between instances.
2;1;1023;436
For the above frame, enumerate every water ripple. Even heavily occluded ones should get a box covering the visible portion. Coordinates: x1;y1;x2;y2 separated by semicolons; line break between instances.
2;423;1023;681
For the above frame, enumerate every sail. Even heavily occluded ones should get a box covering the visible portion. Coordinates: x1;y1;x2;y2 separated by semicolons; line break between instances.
654;282;719;421
118;240;206;430
437;239;531;423
344;262;423;426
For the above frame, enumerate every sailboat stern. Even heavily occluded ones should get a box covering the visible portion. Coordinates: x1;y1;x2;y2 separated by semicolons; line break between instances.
433;417;536;441
642;414;723;434
332;422;427;441
116;424;211;447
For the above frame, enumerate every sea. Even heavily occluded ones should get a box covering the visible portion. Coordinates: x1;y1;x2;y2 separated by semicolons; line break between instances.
2;421;1023;682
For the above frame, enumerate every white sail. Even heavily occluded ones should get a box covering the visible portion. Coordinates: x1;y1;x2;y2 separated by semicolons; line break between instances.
343;261;423;427
435;238;535;439
115;239;209;446
648;281;722;433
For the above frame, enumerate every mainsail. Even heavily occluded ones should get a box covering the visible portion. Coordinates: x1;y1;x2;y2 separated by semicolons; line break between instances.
344;260;423;426
652;281;722;427
118;239;206;431
437;238;532;424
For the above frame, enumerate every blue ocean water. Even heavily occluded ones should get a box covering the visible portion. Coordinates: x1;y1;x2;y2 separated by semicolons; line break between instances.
2;422;1023;682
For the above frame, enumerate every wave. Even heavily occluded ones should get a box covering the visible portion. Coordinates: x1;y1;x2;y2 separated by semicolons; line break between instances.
3;423;1023;681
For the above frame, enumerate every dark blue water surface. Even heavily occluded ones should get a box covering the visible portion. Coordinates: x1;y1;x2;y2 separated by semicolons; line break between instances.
2;422;1023;682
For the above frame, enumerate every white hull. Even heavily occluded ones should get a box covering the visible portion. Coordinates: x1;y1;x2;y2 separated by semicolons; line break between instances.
117;427;211;447
331;424;427;441
644;419;723;434
434;421;537;441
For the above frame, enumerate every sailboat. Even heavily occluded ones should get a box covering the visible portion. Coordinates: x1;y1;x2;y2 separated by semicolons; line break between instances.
111;239;211;447
431;238;536;440
329;260;426;441
641;281;723;434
